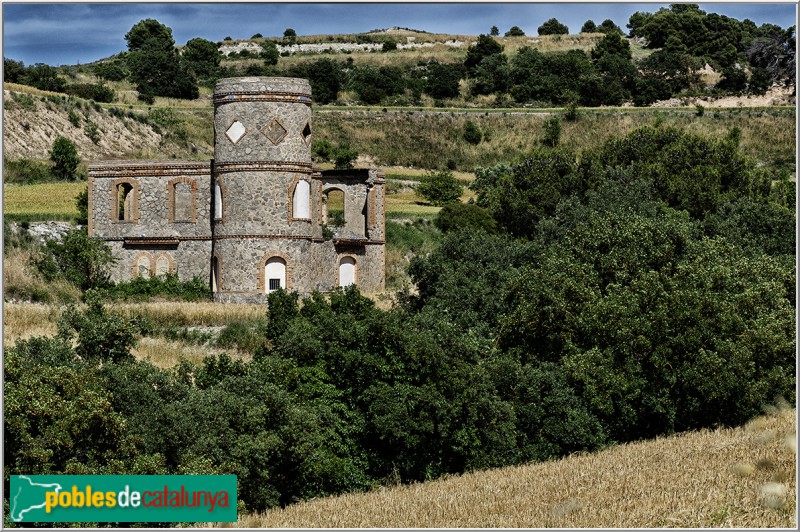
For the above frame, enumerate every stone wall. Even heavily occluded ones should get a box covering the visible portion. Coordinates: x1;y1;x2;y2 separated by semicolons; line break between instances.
88;160;212;282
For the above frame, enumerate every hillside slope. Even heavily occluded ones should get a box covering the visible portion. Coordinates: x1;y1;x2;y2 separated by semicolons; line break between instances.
216;407;796;528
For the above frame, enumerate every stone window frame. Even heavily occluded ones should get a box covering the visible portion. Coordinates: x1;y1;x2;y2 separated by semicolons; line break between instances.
260;117;289;145
167;177;198;224
153;252;176;276
301;120;312;146
287;175;312;221
337;254;359;288
214;177;227;223
224;117;247;145
110;177;140;224
131;251;153;278
257;251;292;293
212;253;223;292
320;185;346;226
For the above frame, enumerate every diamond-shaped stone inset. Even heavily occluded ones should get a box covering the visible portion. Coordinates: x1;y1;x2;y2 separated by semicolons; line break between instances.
261;118;288;145
302;121;312;145
225;120;246;144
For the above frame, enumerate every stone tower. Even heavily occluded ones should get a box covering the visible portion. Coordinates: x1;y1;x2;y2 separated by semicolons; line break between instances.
88;76;385;302
212;77;315;302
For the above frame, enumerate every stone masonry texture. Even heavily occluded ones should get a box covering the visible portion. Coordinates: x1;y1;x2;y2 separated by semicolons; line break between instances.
89;77;385;303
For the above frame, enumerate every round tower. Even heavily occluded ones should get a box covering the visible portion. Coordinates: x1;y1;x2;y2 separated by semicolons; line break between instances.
211;77;315;302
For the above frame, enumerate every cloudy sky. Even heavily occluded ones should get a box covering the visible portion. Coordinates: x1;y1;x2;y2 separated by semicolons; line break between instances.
2;2;796;66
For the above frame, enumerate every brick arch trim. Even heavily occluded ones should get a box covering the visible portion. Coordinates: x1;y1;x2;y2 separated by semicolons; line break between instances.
167;177;198;223
337;253;359;288
153;252;176;276
131;251;153;278
111;177;140;223
257;251;293;293
214;177;227;223
287;175;312;221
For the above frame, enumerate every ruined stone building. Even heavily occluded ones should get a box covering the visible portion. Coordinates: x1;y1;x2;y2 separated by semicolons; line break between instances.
88;77;385;303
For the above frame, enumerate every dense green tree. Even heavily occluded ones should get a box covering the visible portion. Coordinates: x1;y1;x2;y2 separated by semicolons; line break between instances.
471;148;581;238
125;18;174;51
4;57;25;82
182;37;222;79
464;34;503;73
581;20;597;33
434;203;497;234
505;26;526;37
423;61;463;99
36;227;115;290
637;49;701;94
717;65;748;93
463;120;482;144
591;31;632;60
415;169;464;206
470;53;510;95
490;25;500;36
538;18;569;35
49;136;80;181
598;19;622;34
283;28;297;43
57;293;138;364
304;58;342;104
125;19;198;100
349;65;405;104
746;26;796;85
21;63;67;92
261;40;280;66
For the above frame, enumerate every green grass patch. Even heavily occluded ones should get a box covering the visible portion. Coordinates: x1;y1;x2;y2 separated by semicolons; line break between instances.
3;182;86;220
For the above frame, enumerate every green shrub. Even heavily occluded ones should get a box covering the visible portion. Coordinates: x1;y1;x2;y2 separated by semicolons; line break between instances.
84;121;101;144
542;116;561;147
65;83;115;103
415;169;464;206
100;273;211;302
434;202;497;233
36;227;115;290
216;321;266;352
49;136;81;181
3;157;51;184
463;120;482;145
333;144;358;169
57;292;138;364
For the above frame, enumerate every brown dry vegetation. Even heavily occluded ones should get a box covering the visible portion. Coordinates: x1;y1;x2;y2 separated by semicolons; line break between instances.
210;407;797;528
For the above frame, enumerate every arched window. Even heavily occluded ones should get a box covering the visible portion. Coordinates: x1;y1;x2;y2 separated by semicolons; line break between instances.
136;255;151;277
117;183;134;221
323;189;345;227
292;179;310;219
264;257;286;293
214;181;223;220
155;255;170;276
169;178;196;223
338;256;356;287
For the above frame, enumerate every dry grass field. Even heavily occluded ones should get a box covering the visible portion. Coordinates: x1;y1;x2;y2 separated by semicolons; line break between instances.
2;301;264;367
209;406;796;528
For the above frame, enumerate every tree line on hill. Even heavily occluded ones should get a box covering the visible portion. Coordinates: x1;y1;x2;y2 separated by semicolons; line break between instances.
5;122;795;521
4;4;795;108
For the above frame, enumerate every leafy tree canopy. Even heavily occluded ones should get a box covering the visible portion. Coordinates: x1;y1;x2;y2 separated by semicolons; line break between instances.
538;18;569;35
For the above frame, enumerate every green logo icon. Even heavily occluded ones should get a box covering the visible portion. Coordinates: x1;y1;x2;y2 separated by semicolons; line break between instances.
9;475;237;523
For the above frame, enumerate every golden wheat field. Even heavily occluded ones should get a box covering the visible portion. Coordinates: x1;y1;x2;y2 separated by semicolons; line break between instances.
207;406;797;528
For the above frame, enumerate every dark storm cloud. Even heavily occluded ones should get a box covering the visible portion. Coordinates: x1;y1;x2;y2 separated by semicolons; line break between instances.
2;3;796;66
